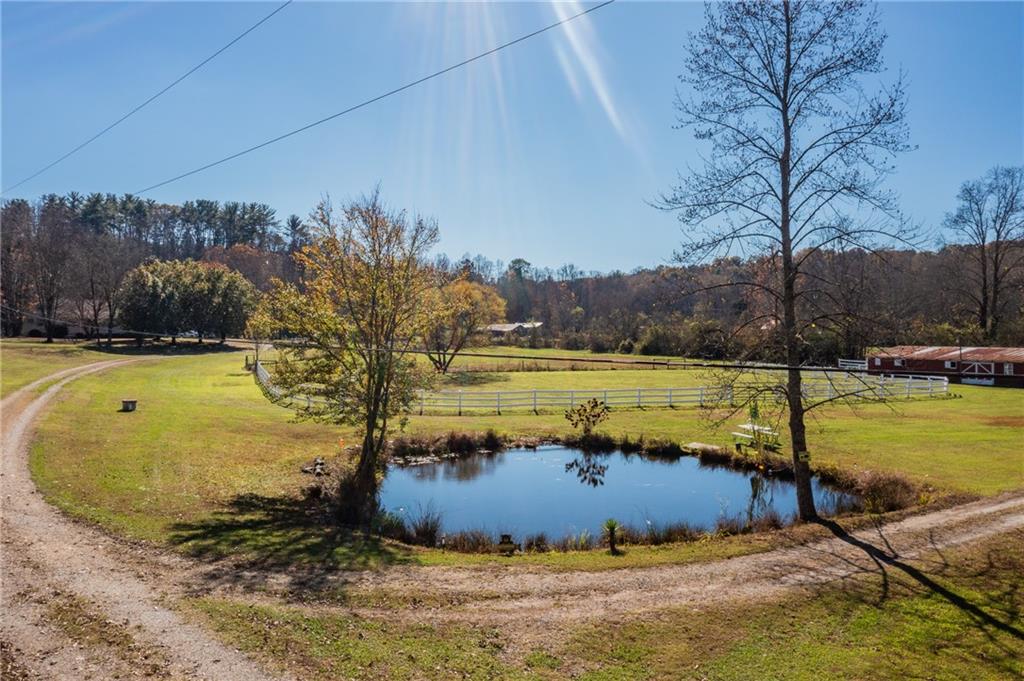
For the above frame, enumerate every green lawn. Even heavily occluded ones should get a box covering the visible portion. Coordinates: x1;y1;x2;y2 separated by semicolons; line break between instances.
0;339;113;396
183;530;1024;680
21;348;1024;571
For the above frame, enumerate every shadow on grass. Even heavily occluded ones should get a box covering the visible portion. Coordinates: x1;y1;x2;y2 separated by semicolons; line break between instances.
168;493;416;592
440;371;512;387
799;519;1024;677
90;339;244;356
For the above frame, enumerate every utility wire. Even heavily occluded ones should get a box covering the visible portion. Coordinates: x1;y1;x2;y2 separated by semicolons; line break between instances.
1;0;295;196
134;0;617;195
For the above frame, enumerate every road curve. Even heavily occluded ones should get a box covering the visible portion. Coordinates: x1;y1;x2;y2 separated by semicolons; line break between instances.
1;360;285;681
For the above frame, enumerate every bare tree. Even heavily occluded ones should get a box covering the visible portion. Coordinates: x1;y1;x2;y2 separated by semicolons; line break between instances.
660;0;910;520
29;196;76;342
944;166;1024;341
1;200;35;336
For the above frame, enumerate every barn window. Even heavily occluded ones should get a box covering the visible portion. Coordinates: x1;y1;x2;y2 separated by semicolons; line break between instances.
944;360;957;370
893;359;905;367
874;358;881;367
1006;363;1015;376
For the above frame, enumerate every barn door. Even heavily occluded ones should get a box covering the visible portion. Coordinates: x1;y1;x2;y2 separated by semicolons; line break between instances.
962;361;994;375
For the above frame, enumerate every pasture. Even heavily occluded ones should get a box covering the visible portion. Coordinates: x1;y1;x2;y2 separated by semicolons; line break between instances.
8;339;1024;679
16;342;1022;564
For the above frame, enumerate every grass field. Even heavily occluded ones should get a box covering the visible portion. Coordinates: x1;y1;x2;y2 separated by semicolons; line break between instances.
0;339;113;396
183;531;1024;680
20;346;1023;572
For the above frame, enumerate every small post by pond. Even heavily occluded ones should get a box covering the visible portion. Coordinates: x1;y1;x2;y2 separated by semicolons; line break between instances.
120;399;137;412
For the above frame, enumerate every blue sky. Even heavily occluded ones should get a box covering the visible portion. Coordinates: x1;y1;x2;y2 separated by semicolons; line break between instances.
3;1;1022;272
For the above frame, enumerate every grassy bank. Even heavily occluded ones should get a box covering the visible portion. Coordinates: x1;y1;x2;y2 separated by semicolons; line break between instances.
22;349;1024;570
183;530;1024;680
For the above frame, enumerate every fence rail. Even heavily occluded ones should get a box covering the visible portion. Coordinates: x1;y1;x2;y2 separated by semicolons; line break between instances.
253;361;949;415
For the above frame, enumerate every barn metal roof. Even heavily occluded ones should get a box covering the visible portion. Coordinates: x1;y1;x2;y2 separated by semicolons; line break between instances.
873;346;1024;362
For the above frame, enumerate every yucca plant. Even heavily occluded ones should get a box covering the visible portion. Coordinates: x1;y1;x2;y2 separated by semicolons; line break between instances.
603;518;621;555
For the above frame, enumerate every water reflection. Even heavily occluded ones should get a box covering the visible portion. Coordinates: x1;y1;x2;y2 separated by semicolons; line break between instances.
381;446;858;537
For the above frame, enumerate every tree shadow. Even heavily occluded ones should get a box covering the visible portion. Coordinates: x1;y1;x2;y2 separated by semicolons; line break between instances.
805;518;1024;675
168;493;415;594
439;371;511;387
90;339;244;356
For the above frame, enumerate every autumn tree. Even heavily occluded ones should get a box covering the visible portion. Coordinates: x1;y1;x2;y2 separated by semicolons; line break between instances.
944;166;1024;341
255;192;438;525
660;0;910;520
421;279;506;373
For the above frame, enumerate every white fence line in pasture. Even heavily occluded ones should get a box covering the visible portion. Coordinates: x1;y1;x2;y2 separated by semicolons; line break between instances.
838;358;869;371
253;361;949;415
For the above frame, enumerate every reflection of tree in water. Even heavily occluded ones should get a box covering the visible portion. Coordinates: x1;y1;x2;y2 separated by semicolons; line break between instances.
565;454;609;487
405;452;506;483
746;474;778;522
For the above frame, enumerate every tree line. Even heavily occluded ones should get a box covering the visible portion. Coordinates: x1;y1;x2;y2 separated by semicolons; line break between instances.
0;193;278;341
434;167;1024;363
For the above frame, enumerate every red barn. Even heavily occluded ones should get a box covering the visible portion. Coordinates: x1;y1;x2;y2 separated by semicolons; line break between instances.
867;346;1024;388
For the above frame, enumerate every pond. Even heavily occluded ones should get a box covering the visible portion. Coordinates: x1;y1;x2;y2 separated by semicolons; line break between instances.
380;445;856;539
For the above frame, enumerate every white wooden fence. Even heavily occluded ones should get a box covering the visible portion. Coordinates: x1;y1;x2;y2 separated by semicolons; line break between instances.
838;358;869;371
253;361;948;414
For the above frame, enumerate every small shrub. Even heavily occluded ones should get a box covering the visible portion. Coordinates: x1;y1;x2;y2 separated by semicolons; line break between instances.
643;440;685;458
409;506;442;547
854;470;917;513
390;435;433;459
554;529;594;552
618;434;644;454
564;398;610;436
714;514;747;536
523;532;549;553
445;431;477;455
373;510;410;542
482;429;503;451
750;508;785;532
445;530;494;553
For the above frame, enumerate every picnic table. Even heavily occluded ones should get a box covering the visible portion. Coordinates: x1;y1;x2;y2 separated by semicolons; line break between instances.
731;423;780;450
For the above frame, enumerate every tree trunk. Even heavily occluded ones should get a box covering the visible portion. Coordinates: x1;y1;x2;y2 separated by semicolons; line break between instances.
778;1;817;521
979;242;990;338
336;434;381;528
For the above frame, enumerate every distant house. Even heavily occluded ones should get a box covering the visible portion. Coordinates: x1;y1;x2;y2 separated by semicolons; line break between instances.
867;345;1024;388
484;322;543;339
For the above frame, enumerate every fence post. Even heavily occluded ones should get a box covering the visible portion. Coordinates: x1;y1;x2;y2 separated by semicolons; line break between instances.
668;387;673;406
636;388;641;407
533;390;538;413
604;389;608;404
906;378;912;398
570;390;575;408
420;391;424;415
699;386;704;407
458;390;463;416
496;391;501;415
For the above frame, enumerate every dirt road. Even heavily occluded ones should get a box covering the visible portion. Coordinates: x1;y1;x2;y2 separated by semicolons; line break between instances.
1;361;284;680
2;361;1021;676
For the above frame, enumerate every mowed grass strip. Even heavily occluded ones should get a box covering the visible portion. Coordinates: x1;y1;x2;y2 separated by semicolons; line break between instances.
181;530;1024;680
562;530;1024;681
27;350;1024;570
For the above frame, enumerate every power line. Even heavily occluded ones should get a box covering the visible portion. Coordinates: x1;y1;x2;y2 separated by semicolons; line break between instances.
134;0;617;195
1;0;295;197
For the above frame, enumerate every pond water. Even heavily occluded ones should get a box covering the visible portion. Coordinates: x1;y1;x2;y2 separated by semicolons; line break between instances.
379;446;855;538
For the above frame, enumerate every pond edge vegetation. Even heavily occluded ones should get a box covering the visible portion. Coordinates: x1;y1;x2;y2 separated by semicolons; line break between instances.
298;428;928;556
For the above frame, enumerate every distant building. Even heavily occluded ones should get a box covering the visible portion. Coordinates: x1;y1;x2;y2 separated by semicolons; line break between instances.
867;345;1024;388
484;322;543;338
